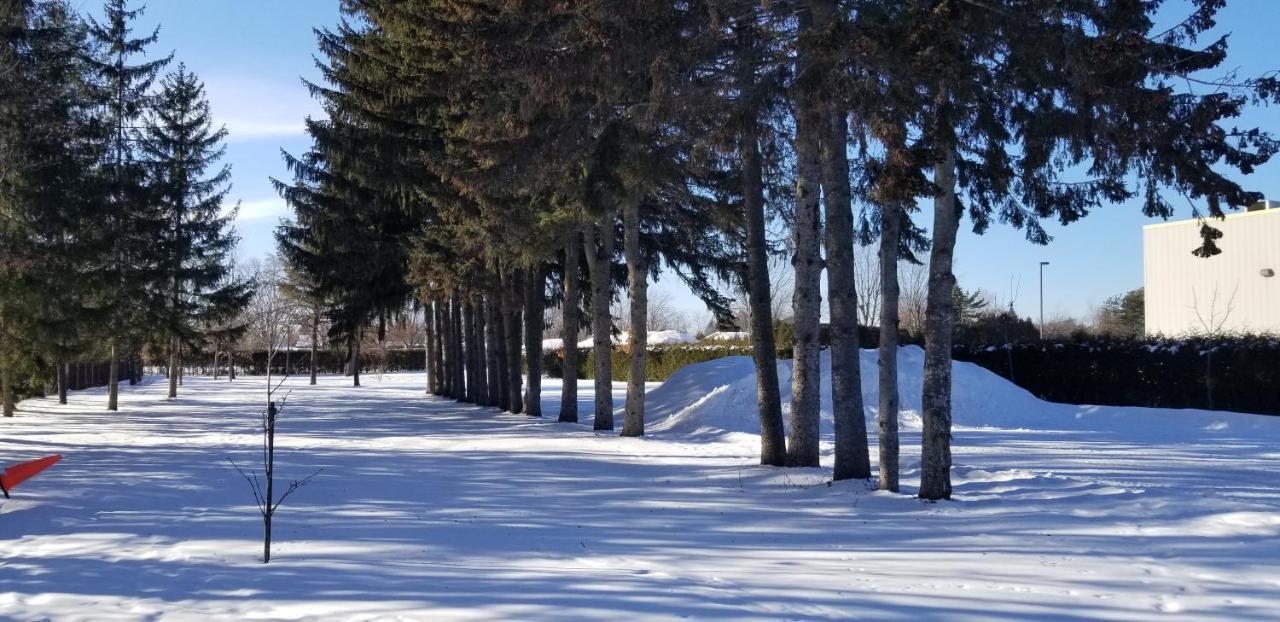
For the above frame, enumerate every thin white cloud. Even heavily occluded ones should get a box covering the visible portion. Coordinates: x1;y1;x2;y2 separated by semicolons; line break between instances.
221;119;309;141
202;75;325;143
226;198;290;222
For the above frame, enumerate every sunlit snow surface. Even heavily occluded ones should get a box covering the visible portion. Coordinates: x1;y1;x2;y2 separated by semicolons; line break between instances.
2;349;1278;621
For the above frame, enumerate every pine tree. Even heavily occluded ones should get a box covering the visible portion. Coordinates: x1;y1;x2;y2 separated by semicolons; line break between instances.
843;0;1279;499
85;0;170;411
138;64;250;399
0;0;101;414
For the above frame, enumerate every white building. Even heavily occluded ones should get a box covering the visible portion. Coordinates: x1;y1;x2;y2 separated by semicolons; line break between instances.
1142;201;1280;336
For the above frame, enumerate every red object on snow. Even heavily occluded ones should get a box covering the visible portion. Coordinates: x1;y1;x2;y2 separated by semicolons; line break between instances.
0;454;62;499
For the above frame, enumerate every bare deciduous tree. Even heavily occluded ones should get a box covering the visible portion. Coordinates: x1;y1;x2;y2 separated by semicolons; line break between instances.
854;244;881;326
899;260;929;335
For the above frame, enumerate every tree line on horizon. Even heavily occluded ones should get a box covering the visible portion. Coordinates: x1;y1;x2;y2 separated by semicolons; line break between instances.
0;0;250;415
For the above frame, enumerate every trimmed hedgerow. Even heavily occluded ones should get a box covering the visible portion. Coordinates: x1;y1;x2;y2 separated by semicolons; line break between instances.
220;332;1278;416
545;345;759;383
546;334;1280;416
952;336;1280;415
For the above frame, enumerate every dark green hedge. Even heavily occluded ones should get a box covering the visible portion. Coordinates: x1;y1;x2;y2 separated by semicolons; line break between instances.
220;333;1278;416
545;345;760;383
545;335;1280;416
953;337;1280;415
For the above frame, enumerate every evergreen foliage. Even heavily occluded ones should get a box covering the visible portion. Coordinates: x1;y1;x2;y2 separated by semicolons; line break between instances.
139;65;252;397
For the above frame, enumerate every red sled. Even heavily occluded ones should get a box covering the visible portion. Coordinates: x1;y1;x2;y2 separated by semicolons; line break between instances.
0;455;62;499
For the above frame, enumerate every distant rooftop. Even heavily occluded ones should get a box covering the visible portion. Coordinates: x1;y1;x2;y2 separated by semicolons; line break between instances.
1142;199;1278;230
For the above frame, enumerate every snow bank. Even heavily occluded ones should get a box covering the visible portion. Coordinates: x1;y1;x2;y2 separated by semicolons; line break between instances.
573;330;698;348
541;338;564;352
701;331;748;341
576;334;624;348
646;330;697;345
646;345;1280;442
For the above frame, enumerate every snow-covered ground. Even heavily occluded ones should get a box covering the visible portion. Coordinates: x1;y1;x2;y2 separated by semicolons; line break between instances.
2;350;1279;620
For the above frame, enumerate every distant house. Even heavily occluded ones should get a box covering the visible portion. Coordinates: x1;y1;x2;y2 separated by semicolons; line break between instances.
1143;201;1280;335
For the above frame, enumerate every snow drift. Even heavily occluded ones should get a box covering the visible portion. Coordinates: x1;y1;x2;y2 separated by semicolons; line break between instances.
645;345;1280;442
573;330;698;348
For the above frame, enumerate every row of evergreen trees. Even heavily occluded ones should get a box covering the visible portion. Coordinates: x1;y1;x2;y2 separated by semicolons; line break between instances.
0;0;249;414
276;0;1276;499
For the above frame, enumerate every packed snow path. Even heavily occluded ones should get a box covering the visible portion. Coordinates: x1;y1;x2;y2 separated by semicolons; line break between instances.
2;370;1279;620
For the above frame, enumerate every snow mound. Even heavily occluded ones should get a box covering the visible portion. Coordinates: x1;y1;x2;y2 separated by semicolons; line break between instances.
646;330;698;345
574;330;698;348
541;338;564;352
702;331;749;341
645;346;1280;441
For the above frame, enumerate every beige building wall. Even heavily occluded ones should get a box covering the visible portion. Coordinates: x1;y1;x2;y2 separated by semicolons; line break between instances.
1143;209;1280;336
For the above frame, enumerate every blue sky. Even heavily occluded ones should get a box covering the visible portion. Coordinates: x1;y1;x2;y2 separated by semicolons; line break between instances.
111;0;1280;323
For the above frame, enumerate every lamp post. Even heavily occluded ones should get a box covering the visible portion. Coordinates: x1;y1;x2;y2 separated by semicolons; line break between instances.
1039;261;1050;340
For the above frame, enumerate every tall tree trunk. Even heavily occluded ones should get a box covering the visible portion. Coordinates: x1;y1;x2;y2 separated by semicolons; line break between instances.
621;195;647;437
430;302;442;394
474;299;486;403
473;298;487;404
445;299;455;396
435;301;448;396
57;360;68;405
446;299;457;398
462;299;476;402
738;93;786;466
920;144;959;501
471;300;484;403
786;51;823;467
168;338;180;399
523;266;545;417
560;231;582;423
462;300;470;399
422;304;431;393
504;268;523;414
583;215;615;430
822;108;871;480
878;204;903;492
484;294;500;407
494;289;510;410
107;341;119;411
451;292;465;400
310;309;319;386
2;367;14;417
351;332;362;387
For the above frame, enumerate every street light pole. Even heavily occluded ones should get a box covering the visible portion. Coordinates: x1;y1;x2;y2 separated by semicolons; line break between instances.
1039;261;1050;340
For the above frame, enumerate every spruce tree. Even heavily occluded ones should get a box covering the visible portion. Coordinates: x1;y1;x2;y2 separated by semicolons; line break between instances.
138;64;251;399
843;0;1279;499
0;0;100;414
85;0;170;411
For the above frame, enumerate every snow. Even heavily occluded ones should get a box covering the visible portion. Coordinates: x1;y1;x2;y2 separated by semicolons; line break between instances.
701;330;749;341
573;330;698;348
576;334;624;348
540;338;564;352
645;329;697;345
2;349;1279;620
646;346;1280;439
